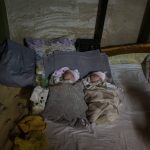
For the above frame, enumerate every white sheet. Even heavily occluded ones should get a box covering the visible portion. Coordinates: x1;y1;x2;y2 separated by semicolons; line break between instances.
44;64;150;150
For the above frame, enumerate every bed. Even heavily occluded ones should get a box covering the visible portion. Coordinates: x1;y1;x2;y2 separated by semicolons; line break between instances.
41;44;150;150
44;63;150;150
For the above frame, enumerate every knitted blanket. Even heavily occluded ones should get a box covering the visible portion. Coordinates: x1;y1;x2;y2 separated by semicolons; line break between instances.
42;82;88;124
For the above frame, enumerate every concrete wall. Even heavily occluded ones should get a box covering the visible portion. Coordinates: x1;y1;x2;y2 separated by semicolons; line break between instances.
101;0;147;47
5;0;99;43
4;0;148;46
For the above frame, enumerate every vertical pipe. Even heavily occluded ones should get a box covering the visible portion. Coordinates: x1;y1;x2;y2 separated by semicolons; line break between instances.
137;0;150;43
0;0;9;44
94;0;108;46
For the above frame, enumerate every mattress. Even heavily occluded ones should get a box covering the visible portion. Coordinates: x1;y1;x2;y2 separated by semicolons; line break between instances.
44;64;150;150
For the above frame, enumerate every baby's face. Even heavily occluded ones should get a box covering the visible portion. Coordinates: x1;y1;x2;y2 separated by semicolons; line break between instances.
90;74;102;83
63;70;75;81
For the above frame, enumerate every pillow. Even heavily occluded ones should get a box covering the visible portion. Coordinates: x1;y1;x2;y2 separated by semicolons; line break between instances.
25;36;76;87
25;35;76;55
44;50;112;81
0;40;36;87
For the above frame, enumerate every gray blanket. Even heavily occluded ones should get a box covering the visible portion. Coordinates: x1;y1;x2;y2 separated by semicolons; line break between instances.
42;82;88;123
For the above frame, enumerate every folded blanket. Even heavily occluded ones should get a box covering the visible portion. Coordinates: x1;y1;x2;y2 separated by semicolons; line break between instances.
42;82;88;125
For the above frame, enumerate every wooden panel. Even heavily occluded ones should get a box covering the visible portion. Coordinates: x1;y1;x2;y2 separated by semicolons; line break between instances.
101;43;150;56
0;0;9;43
138;0;150;43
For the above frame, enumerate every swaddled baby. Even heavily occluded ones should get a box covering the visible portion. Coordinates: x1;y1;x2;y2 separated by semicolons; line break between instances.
83;71;121;124
31;67;80;114
43;67;88;128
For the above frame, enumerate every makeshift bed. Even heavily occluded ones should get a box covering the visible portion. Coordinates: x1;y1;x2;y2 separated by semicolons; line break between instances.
0;40;150;150
45;63;150;150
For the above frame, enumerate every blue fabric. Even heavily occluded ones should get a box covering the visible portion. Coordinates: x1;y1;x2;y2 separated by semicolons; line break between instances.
0;40;36;87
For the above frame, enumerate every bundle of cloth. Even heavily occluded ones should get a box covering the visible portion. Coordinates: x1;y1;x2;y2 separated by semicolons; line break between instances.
83;71;121;124
13;116;48;150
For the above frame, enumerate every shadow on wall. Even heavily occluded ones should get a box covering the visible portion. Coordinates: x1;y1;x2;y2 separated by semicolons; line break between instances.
124;83;150;144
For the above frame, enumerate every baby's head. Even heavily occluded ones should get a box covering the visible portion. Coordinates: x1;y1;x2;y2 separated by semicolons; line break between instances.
51;67;80;84
90;71;106;83
63;70;75;81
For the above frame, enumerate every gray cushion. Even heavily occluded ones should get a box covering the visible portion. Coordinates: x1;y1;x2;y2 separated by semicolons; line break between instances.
44;50;112;79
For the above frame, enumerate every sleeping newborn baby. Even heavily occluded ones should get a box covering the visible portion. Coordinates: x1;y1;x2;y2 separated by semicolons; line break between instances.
43;67;88;128
83;71;121;124
49;67;80;85
83;71;116;90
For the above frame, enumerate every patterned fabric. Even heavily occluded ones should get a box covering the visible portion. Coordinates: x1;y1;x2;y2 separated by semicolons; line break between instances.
49;67;80;85
25;35;76;56
84;86;120;124
30;86;49;114
82;73;116;90
82;72;120;124
25;36;76;87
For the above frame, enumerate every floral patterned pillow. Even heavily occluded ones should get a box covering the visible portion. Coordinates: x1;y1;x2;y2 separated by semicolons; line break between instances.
25;36;76;87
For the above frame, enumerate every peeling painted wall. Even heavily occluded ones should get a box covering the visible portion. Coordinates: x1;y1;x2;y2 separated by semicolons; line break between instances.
101;0;147;47
5;0;99;43
4;0;148;46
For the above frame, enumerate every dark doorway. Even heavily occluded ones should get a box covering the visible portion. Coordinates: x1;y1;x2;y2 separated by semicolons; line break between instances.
0;0;9;44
